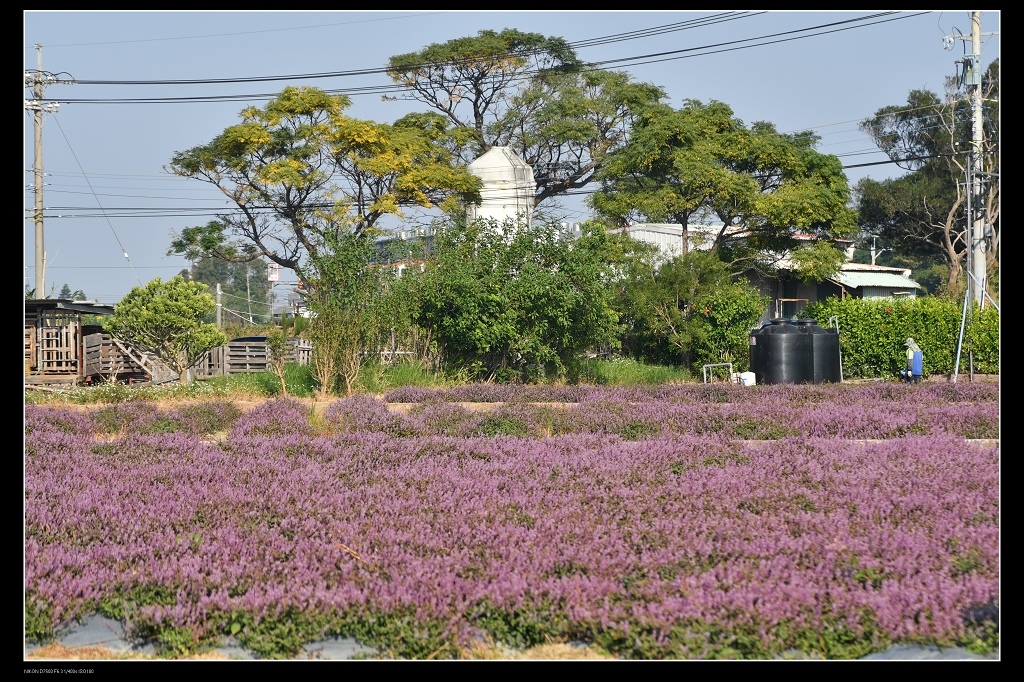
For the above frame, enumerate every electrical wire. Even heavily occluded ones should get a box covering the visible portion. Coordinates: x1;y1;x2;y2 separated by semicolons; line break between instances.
64;13;763;86
49;114;143;286
23;12;993;246
33;12;932;105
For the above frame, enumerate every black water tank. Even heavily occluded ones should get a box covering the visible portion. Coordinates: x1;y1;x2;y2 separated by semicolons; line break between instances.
752;319;811;385
795;319;841;384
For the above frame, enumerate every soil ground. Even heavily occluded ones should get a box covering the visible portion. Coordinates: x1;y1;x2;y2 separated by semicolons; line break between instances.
24;641;617;661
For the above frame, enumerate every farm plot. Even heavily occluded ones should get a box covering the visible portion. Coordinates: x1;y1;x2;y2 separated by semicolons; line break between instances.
24;383;999;659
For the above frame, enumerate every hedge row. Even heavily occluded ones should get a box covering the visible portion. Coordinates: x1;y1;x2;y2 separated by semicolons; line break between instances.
802;297;999;379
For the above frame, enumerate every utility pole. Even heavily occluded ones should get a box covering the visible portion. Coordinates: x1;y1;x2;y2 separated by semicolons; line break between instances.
947;12;998;383
24;45;74;298
870;236;889;266
950;12;991;308
968;11;987;308
216;283;223;328
246;263;253;324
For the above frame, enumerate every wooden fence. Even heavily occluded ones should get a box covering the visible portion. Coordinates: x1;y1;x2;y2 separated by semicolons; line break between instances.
31;333;313;385
194;338;313;378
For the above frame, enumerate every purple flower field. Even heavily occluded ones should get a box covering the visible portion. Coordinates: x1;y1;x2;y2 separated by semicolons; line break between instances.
24;383;999;659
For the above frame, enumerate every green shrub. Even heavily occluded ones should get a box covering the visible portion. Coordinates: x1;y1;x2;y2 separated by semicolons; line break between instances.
475;415;529;437
804;297;999;379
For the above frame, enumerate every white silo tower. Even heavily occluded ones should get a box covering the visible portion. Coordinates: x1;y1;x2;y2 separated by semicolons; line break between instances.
466;147;536;229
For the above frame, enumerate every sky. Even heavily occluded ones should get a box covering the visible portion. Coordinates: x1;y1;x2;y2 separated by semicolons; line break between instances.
23;10;1000;306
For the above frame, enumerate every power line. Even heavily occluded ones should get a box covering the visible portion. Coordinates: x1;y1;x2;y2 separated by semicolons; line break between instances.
25;151;953;220
23;14;982;233
64;13;762;86
590;12;924;71
49;115;143;287
33;12;932;105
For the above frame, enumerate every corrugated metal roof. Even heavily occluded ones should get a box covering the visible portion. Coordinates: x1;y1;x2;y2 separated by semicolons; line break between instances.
831;271;920;290
25;299;116;315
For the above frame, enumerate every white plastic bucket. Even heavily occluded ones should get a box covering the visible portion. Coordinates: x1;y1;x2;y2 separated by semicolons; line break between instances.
739;371;756;387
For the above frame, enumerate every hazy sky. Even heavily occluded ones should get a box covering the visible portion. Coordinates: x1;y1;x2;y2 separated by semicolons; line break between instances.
23;10;1000;305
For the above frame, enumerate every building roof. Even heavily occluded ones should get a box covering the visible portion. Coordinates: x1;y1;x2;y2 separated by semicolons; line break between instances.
830;270;920;291
467;146;535;183
25;299;116;315
839;262;913;277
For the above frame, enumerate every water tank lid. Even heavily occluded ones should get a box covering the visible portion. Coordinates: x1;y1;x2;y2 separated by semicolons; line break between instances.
795;318;818;326
769;318;793;325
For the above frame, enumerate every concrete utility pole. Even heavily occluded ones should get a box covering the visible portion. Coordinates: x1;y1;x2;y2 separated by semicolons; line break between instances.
24;45;74;298
870;236;889;266
216;283;223;328
968;11;987;307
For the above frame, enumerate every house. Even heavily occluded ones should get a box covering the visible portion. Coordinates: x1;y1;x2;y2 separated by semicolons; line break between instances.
824;262;921;301
607;223;733;258
610;223;921;323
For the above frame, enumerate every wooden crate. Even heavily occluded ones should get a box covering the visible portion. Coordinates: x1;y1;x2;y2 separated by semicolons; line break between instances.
36;310;79;374
225;340;271;373
288;339;313;366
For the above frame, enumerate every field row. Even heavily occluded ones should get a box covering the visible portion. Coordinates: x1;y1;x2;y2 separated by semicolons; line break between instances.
25;385;999;659
27;382;1000;443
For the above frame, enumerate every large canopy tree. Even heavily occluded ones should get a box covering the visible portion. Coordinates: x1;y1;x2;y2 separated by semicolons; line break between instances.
856;59;999;291
386;29;665;210
590;99;857;281
167;86;481;281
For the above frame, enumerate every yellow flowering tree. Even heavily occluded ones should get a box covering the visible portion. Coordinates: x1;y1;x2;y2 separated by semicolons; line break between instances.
167;86;481;281
167;86;481;395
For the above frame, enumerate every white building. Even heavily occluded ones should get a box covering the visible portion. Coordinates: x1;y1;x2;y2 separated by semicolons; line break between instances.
612;223;920;322
466;147;536;228
606;223;732;259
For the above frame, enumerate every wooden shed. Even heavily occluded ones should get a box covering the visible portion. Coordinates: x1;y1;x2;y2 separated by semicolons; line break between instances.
26;299;311;387
25;299;176;386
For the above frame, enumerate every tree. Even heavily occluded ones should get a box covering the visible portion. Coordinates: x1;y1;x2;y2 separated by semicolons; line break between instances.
167;86;480;282
408;217;621;382
615;249;767;372
167;87;482;393
177;255;272;325
57;284;87;300
265;326;290;396
103;276;227;383
590;100;857;282
303;229;390;397
386;30;665;209
856;60;999;291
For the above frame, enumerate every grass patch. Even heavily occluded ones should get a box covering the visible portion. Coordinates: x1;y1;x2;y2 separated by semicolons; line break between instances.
578;357;691;386
355;360;451;394
26;364;319;406
202;364;316;398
